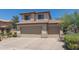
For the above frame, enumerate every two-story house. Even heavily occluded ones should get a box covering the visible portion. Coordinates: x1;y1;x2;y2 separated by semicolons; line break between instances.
17;11;61;37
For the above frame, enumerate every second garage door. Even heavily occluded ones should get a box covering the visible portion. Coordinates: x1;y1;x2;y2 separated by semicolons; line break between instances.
48;24;60;34
21;26;41;34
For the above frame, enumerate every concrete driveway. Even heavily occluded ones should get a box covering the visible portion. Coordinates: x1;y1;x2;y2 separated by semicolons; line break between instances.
0;35;65;50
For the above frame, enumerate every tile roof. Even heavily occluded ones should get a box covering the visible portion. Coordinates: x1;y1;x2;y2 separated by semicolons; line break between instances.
17;20;61;24
20;11;50;15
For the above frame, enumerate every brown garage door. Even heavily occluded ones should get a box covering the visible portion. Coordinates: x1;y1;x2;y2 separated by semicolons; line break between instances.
48;24;60;34
21;26;41;34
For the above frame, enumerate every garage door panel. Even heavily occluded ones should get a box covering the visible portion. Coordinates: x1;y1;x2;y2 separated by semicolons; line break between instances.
48;25;60;34
21;26;41;34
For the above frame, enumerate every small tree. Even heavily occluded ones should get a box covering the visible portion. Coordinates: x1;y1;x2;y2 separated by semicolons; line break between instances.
61;14;73;34
11;15;19;30
61;12;79;34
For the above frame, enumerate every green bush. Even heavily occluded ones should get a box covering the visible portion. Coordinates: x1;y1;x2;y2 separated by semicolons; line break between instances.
64;33;79;50
67;43;78;50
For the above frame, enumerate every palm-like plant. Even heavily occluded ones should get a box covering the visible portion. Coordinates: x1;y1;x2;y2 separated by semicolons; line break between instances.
11;15;19;30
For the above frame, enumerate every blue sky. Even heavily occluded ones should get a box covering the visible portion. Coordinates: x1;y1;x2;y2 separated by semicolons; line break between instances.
0;9;78;22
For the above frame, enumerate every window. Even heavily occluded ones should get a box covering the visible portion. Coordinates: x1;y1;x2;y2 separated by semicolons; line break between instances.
25;16;30;20
38;14;44;19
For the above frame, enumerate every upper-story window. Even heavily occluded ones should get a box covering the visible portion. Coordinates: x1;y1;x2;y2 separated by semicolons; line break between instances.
25;16;30;20
38;14;44;19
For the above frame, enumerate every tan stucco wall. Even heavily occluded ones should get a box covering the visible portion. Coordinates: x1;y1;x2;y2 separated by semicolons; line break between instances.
21;13;50;23
41;24;48;38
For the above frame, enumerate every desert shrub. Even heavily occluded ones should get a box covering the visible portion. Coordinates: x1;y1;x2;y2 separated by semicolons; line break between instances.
12;32;17;37
0;32;4;37
6;32;12;37
64;33;79;50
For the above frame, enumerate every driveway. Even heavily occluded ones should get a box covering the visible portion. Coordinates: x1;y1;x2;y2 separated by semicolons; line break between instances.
0;35;65;50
